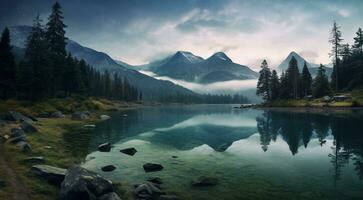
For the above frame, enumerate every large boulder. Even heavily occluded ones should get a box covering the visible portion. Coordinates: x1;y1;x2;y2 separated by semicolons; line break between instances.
60;166;119;200
98;143;111;152
134;181;164;199
143;163;164;172
71;111;89;120
30;165;66;186
8;135;27;144
21;121;38;133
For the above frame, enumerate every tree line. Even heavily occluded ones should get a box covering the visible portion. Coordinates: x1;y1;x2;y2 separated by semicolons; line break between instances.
257;22;363;102
159;93;250;104
0;2;141;101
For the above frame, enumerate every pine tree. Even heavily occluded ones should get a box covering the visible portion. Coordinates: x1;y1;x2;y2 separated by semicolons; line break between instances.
312;64;331;98
279;71;289;99
21;14;52;100
341;43;351;62
46;1;67;94
0;27;16;99
329;21;343;91
16;61;33;100
46;2;67;57
269;70;280;101
353;27;363;56
285;56;300;99
256;59;271;101
301;62;312;97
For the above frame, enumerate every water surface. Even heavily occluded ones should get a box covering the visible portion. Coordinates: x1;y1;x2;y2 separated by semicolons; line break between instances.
77;105;363;200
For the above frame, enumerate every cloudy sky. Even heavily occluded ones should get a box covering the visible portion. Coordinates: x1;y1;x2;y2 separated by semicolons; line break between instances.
1;0;362;70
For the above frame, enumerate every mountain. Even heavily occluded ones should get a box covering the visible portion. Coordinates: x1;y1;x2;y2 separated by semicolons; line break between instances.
143;51;258;83
277;51;333;77
8;26;195;99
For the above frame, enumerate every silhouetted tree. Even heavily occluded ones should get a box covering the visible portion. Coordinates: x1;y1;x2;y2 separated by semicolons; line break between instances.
256;59;271;101
301;62;312;97
312;64;331;98
0;27;16;99
329;21;343;91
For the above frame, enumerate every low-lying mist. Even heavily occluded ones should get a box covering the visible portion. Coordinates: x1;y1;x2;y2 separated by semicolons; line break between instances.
139;70;261;103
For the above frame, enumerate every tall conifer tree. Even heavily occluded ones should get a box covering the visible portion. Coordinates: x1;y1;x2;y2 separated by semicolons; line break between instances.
0;27;16;99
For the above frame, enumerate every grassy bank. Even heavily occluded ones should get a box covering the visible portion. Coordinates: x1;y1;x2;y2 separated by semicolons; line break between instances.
0;97;141;199
262;89;363;108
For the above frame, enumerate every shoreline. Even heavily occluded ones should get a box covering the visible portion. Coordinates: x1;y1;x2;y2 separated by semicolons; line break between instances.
0;98;145;199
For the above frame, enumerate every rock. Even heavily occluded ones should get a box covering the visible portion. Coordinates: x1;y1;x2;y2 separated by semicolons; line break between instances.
2;111;33;123
172;156;178;159
71;111;89;120
8;135;26;144
84;124;96;128
50;111;65;118
44;145;52;149
100;115;111;120
191;176;218;187
30;165;66;186
322;96;331;102
122;114;127;117
101;165;116;172
159;195;181;200
143;163;163;172
147;177;163;184
60;166;115;200
24;156;45;163
20;141;32;152
98;143;111;152
98;192;121;200
10;128;25;138
134;181;164;198
120;147;137;156
21;121;38;133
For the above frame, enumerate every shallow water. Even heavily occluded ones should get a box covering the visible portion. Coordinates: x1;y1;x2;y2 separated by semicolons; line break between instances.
78;105;363;200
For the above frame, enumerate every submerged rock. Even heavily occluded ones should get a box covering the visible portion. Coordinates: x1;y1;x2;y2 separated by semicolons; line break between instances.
98;143;111;152
147;177;163;184
143;163;163;172
98;192;121;200
120;147;137;156
191;176;218;187
159;195;181;200
134;181;164;199
100;115;111;120
60;166;117;200
101;165;116;172
21;121;38;133
30;165;66;186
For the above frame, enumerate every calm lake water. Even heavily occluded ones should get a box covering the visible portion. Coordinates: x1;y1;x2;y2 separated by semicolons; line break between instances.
76;105;363;200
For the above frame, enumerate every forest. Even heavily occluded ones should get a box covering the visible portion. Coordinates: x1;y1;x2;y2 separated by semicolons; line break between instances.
257;22;363;102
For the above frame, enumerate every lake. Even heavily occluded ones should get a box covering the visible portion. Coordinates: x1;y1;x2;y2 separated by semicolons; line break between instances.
76;105;363;200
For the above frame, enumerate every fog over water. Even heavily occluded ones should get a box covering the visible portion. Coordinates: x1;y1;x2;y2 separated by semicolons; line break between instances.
139;70;258;94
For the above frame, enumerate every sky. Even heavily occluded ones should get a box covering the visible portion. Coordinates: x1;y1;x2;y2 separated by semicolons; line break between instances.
1;0;363;70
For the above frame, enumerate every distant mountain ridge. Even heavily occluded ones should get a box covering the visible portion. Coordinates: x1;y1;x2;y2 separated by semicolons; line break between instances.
138;51;258;84
8;26;195;99
277;51;333;77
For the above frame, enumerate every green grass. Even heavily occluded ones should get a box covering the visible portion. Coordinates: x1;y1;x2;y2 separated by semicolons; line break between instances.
0;97;141;199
